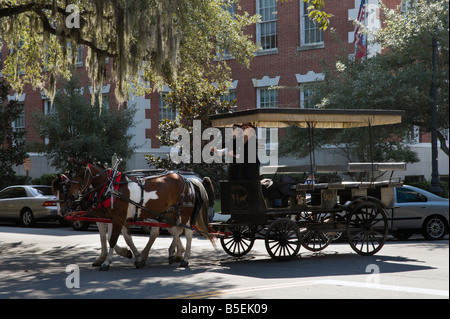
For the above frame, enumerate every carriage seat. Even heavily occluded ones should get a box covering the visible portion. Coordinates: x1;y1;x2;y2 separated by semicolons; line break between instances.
261;175;299;207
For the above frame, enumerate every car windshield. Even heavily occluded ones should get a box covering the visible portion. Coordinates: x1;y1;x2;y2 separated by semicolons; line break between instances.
29;186;53;196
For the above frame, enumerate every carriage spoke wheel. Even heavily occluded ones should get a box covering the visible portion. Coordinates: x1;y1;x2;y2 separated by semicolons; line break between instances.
265;218;301;260
220;224;255;258
301;213;332;252
301;230;331;252
346;200;388;256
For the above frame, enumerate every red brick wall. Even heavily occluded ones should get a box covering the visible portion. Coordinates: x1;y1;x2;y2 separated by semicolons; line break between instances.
1;0;407;150
217;0;355;111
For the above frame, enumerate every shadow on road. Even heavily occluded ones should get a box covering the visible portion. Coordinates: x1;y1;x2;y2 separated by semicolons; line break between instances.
1;235;447;299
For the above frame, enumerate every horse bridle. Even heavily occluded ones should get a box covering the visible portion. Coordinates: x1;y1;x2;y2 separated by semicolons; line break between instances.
70;163;118;204
55;174;71;216
70;164;97;200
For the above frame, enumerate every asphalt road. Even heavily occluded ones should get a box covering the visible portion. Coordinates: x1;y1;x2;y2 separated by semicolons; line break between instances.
0;224;448;304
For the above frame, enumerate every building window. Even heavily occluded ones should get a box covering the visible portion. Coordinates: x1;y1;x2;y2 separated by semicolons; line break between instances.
300;86;314;109
258;87;278;109
225;0;236;16
257;87;278;149
296;71;325;108
220;90;237;110
257;0;277;50
44;99;56;115
101;94;110;111
75;45;83;67
401;0;413;13
217;1;236;58
300;2;323;47
12;104;25;133
159;94;177;122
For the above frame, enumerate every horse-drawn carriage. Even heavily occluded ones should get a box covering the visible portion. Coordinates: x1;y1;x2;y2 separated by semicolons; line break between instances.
58;108;407;270
209;108;406;260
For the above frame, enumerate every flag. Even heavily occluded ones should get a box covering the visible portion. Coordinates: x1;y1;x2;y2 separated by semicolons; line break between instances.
353;0;367;60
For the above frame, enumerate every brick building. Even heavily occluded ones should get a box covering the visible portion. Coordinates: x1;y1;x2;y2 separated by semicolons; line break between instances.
1;0;448;183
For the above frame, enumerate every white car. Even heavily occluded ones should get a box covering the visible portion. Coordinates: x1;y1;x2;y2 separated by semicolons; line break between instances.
391;185;449;240
0;185;59;226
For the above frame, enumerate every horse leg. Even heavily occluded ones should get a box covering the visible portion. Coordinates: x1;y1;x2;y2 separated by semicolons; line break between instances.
176;229;185;262
179;227;193;268
115;224;133;259
140;227;159;264
120;226;145;269
92;222;108;267
99;221;122;271
167;227;183;265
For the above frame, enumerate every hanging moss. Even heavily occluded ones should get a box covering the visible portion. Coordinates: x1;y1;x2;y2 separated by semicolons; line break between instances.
0;0;259;107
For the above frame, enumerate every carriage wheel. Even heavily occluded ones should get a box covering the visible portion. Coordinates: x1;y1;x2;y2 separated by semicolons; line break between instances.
220;224;255;258
301;230;331;252
346;200;388;256
265;218;301;260
301;213;332;252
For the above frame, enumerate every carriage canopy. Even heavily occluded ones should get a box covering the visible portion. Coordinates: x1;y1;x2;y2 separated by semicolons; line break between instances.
210;108;404;129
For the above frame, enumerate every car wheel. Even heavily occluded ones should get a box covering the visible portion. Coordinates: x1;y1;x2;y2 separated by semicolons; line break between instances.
70;220;90;231
422;215;448;240
21;209;36;227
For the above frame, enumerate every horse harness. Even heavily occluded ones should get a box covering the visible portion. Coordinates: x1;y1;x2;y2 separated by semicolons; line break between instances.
124;172;198;225
71;165;199;227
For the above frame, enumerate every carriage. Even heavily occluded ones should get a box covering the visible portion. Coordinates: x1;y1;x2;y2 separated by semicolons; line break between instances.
209;108;406;260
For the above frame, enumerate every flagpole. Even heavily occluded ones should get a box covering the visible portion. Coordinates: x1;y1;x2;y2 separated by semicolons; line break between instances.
365;1;368;60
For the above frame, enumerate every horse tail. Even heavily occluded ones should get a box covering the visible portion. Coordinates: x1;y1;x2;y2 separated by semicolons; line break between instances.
202;177;215;203
189;178;216;248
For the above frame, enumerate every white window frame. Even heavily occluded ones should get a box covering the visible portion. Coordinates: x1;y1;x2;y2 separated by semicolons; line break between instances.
158;92;177;122
299;1;324;49
296;71;325;108
256;0;278;52
12;103;25;133
255;83;279;151
75;45;83;67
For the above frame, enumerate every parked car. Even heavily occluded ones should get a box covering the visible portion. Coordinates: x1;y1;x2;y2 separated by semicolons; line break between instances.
0;185;59;226
391;185;449;240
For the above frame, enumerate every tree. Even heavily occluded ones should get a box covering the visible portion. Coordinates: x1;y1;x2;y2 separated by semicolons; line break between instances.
281;0;449;169
145;77;235;188
281;0;331;30
373;0;449;156
0;0;259;105
32;76;137;171
0;79;28;189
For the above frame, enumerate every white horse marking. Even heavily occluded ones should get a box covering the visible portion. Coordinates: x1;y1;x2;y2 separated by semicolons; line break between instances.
146;190;158;200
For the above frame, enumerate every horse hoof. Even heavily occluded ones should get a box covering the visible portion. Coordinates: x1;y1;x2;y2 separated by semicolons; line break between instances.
169;256;177;265
92;261;101;267
135;260;145;269
179;260;189;268
126;250;133;259
99;264;110;271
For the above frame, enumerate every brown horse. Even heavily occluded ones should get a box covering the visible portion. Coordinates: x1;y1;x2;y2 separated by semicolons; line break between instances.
64;161;215;270
52;174;136;266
